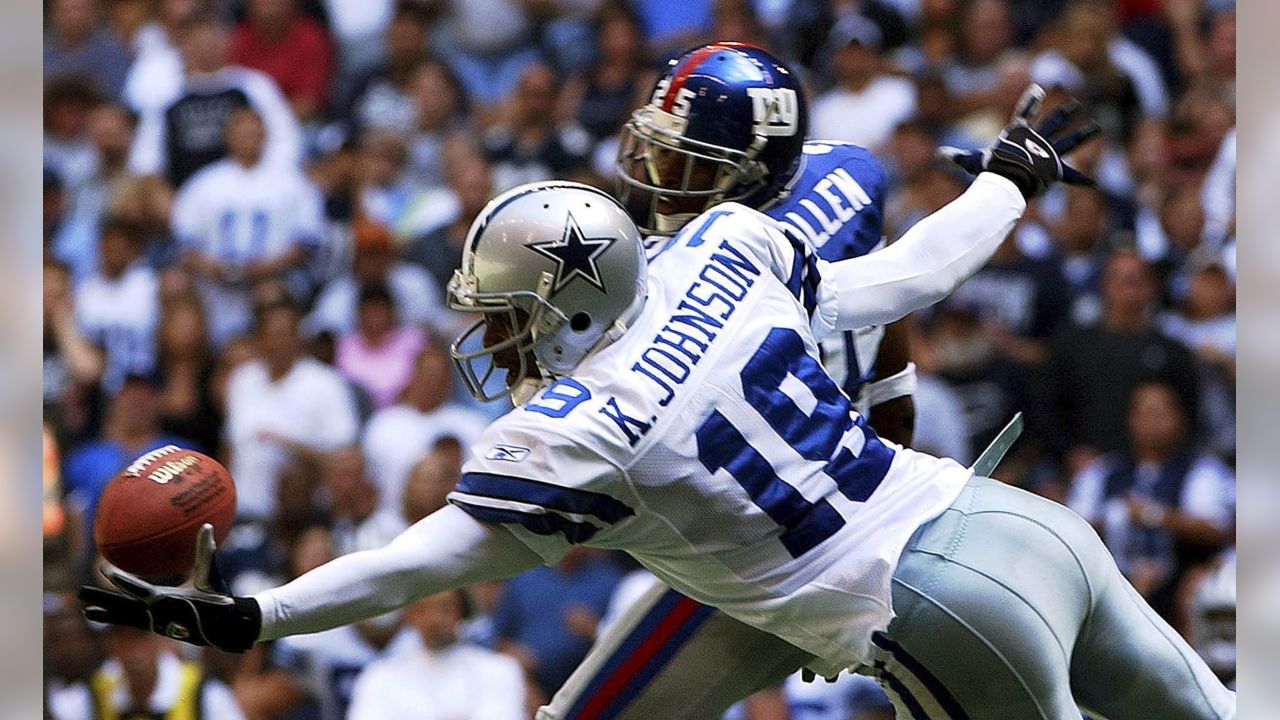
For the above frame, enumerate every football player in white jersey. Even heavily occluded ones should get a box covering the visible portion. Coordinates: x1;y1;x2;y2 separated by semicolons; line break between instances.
549;42;921;720
83;89;1234;719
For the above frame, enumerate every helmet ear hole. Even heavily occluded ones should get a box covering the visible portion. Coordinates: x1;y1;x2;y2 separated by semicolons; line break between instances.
570;312;592;332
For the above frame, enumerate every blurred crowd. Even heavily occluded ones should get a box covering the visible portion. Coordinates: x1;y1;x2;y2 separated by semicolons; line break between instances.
42;0;1236;718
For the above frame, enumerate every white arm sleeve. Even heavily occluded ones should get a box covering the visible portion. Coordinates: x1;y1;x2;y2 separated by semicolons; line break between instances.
811;173;1026;333
254;505;542;640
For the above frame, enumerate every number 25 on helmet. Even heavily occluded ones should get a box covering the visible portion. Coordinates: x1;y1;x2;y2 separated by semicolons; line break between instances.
616;42;809;235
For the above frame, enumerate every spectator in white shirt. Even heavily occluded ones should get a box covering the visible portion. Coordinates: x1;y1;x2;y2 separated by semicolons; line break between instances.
810;14;916;151
362;341;487;516
74;216;159;393
347;589;526;720
173;106;326;347
226;299;360;520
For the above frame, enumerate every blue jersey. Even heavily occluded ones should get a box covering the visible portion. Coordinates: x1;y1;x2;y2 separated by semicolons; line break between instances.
765;142;888;401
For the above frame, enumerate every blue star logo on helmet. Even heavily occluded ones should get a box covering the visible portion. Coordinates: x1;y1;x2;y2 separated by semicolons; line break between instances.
528;212;614;293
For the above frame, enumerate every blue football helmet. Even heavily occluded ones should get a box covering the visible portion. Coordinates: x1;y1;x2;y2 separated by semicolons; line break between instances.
616;42;809;235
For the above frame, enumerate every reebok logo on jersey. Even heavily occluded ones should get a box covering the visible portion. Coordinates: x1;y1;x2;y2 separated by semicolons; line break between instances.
486;444;532;462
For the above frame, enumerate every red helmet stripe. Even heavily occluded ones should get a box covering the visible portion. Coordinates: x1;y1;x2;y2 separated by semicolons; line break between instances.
661;43;734;113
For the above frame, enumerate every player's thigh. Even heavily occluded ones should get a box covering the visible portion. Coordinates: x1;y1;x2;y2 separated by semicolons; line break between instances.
540;582;811;720
871;477;1094;719
1068;539;1235;719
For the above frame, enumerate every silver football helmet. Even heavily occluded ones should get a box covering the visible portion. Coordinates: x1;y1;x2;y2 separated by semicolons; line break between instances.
447;182;648;403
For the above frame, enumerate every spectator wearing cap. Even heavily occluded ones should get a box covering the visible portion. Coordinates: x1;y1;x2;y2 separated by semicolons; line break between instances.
809;15;916;151
62;374;196;570
225;300;360;521
362;341;487;517
232;0;336;122
128;12;302;189
305;219;445;338
73;216;160;394
172;106;326;347
44;0;131;100
348;589;525;720
1067;380;1233;617
335;282;428;409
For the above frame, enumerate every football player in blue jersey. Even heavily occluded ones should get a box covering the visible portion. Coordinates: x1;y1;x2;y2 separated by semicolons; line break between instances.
616;42;915;447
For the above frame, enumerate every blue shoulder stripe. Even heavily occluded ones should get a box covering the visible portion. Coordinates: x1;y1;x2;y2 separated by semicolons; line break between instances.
457;472;635;524
453;503;601;544
782;229;821;318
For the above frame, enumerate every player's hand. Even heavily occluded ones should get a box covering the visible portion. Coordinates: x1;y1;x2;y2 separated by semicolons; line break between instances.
938;85;1100;199
79;524;262;653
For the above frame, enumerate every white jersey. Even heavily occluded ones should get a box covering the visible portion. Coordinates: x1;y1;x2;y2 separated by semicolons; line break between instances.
74;263;159;392
172;158;326;344
448;204;973;674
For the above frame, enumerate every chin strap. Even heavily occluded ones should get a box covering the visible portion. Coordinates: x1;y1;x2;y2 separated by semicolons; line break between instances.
510;378;547;406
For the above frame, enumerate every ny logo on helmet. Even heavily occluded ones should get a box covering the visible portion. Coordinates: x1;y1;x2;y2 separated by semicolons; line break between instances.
747;87;799;136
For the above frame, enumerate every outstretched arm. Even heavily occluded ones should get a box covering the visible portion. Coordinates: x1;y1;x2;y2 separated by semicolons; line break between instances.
812;172;1026;332
811;86;1097;334
256;505;541;640
82;506;542;651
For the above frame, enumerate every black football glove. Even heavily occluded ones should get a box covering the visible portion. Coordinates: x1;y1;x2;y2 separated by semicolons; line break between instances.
79;524;262;653
939;85;1100;199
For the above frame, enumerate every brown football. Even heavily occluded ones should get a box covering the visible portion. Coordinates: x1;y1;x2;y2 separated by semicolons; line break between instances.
93;445;236;578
